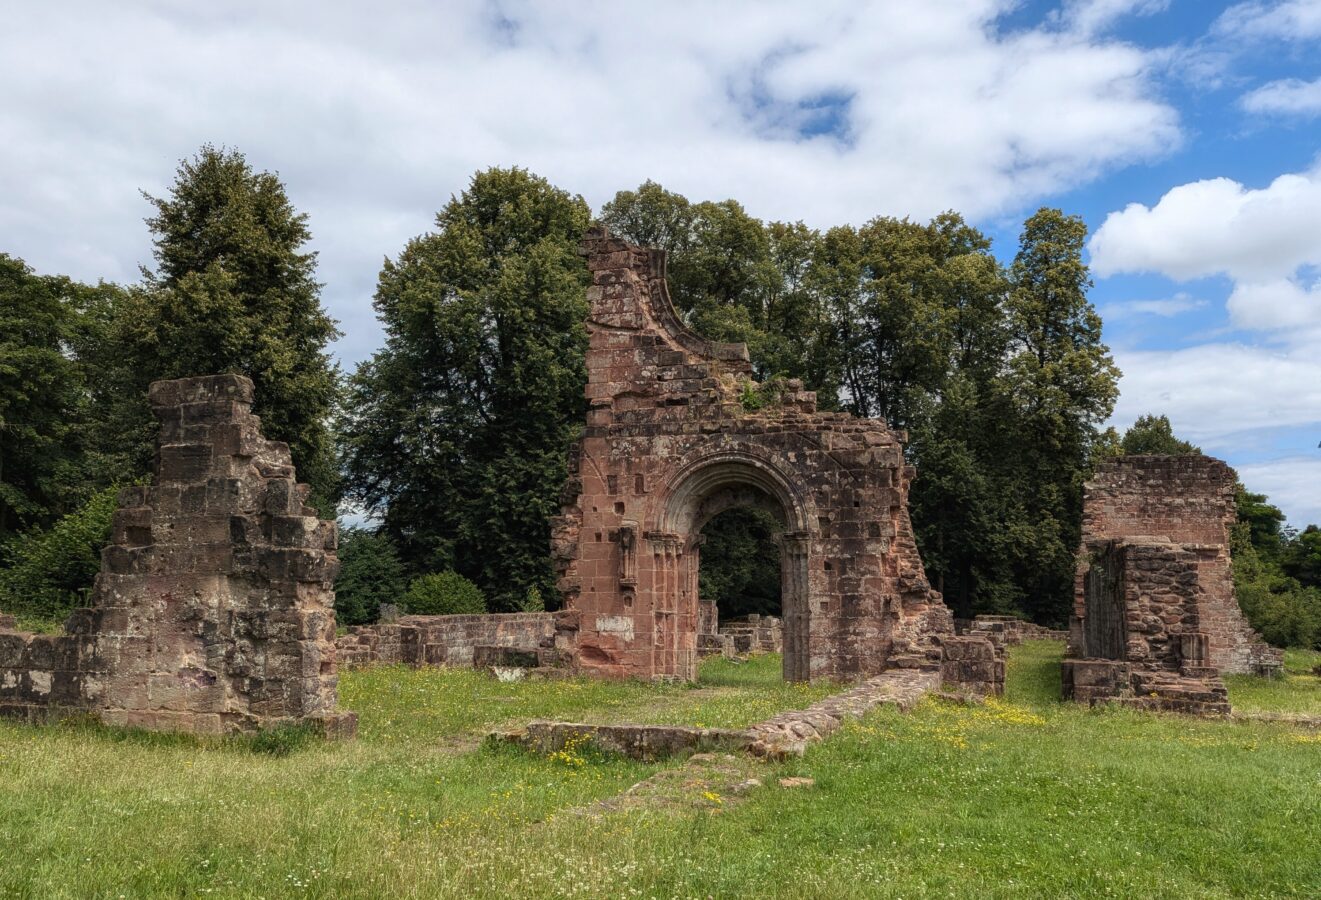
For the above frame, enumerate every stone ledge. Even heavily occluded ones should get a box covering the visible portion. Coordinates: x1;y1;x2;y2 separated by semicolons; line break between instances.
747;669;941;758
497;667;944;763
493;721;753;761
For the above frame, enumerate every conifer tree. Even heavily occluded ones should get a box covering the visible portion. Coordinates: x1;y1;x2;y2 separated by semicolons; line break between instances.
118;146;341;508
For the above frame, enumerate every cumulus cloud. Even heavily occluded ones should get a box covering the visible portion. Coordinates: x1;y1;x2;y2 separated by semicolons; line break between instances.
1110;339;1321;522
1215;0;1321;41
1112;343;1321;444
0;0;1181;363
1227;278;1321;332
1090;167;1321;282
1241;76;1321;116
1090;166;1321;338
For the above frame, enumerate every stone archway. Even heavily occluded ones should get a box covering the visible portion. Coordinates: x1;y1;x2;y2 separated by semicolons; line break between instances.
652;452;813;681
550;228;954;682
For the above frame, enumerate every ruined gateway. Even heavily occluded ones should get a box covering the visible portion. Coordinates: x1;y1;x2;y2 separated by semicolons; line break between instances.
551;228;968;683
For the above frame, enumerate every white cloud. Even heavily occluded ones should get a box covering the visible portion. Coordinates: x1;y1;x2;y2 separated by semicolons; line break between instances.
0;0;1181;365
1241;76;1321;116
1104;291;1207;318
1111;341;1321;526
1227;278;1321;332
1090;167;1321;283
1055;0;1170;36
1113;343;1321;445
1090;165;1321;339
1215;0;1321;41
1236;457;1321;526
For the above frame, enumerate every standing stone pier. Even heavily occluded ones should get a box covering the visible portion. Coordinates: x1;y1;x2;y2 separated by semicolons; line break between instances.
1063;455;1282;714
0;374;356;737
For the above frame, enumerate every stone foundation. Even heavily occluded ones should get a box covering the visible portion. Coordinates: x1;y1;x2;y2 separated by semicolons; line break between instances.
718;614;783;654
955;615;1067;647
0;375;355;737
496;666;945;761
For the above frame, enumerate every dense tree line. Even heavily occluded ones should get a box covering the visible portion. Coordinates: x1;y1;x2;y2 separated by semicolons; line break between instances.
2;151;1317;646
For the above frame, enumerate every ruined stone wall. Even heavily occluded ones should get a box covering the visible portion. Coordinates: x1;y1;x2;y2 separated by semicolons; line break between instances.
1064;455;1281;714
551;228;952;682
955;616;1068;648
719;615;783;654
335;612;565;668
1072;455;1279;675
0;375;355;737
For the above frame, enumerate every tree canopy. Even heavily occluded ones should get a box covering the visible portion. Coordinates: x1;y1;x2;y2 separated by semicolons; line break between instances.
120;145;342;509
2;157;1315;645
339;167;591;610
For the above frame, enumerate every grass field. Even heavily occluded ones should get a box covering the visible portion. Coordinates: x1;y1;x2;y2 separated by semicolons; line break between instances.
0;642;1317;898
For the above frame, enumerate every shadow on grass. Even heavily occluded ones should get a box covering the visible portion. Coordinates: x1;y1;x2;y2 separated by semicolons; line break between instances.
38;714;324;757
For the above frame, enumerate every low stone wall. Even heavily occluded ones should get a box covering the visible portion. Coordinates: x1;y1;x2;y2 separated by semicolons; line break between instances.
496;666;945;762
336;611;574;669
747;669;941;758
718;615;782;654
955;615;1068;647
499;721;753;761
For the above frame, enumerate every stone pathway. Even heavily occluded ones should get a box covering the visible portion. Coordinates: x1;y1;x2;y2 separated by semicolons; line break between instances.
745;668;940;758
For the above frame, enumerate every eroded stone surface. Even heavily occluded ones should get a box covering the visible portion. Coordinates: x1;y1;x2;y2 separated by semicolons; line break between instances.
0;375;355;736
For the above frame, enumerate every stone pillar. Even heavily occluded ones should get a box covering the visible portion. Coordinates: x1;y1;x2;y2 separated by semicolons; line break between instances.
91;375;356;736
779;532;812;682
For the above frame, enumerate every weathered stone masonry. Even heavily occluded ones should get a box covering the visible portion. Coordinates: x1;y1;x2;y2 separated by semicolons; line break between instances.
335;612;573;669
0;375;355;737
1063;455;1282;715
551;228;981;685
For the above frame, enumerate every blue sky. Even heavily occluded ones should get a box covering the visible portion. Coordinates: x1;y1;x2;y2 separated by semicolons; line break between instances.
3;0;1320;523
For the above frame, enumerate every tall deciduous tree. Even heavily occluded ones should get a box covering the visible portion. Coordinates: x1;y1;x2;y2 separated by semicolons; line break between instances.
0;255;84;539
340;168;591;610
998;208;1120;623
117;146;341;508
1118;413;1200;456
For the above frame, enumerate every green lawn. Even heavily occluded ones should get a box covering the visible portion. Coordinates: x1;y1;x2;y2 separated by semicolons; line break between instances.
0;643;1317;898
1226;648;1321;716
